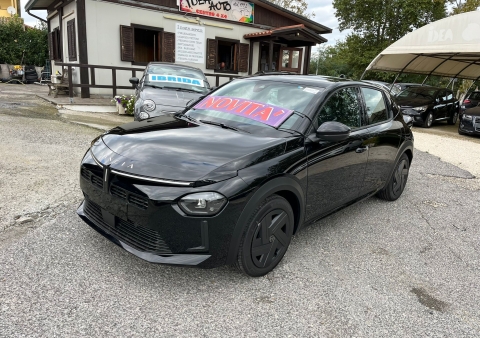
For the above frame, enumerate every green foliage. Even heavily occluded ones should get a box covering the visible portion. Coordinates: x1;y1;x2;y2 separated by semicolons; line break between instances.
449;0;480;14
267;0;315;18
0;18;48;66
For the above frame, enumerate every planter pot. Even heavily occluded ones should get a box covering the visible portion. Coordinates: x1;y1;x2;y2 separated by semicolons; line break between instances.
117;102;126;115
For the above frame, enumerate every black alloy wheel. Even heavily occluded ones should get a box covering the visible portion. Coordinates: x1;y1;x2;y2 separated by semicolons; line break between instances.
377;153;410;201
236;195;294;277
423;112;433;128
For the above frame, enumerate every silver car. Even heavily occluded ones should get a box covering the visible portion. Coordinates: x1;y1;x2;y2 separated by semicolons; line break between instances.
130;63;211;121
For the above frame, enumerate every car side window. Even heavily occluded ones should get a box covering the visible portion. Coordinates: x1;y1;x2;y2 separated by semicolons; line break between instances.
361;87;389;125
438;90;447;102
316;87;362;129
446;90;453;101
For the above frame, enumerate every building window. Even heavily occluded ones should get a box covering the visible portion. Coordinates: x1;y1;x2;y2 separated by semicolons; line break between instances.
279;47;303;73
120;25;175;65
48;28;62;61
206;38;249;73
67;19;77;61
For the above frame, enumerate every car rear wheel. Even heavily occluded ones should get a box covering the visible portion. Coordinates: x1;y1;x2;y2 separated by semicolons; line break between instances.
377;153;410;201
236;194;294;277
423;112;433;128
448;111;458;125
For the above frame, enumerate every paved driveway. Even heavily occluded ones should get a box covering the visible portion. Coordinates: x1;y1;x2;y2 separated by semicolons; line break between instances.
1;89;480;337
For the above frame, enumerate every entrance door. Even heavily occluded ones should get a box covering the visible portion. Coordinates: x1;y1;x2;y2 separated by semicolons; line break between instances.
279;47;303;73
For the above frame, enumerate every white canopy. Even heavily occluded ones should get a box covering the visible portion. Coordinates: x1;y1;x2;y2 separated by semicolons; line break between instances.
366;11;480;80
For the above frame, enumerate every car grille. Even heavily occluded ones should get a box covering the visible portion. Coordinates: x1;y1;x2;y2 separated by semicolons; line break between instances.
81;167;103;190
81;166;149;210
474;117;480;131
84;198;172;254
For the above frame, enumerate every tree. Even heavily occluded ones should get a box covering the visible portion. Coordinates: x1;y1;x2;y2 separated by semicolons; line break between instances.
0;18;48;66
449;0;480;14
267;0;315;19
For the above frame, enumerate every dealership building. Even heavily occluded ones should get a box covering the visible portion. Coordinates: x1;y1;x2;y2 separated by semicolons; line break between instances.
25;0;332;97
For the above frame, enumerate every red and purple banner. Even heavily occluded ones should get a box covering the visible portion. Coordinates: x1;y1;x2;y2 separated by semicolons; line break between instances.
193;96;294;127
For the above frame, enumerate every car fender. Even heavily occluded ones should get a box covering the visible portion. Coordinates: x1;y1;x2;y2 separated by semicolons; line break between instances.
225;175;305;265
383;140;414;189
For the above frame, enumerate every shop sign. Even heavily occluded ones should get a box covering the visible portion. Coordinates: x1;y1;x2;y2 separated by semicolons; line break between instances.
179;0;254;24
175;23;205;64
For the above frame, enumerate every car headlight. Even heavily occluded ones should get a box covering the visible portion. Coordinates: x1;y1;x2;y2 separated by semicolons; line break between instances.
142;99;156;112
463;114;472;120
178;192;227;216
139;112;150;120
413;105;428;112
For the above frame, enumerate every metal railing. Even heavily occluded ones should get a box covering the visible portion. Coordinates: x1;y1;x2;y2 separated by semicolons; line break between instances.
53;62;241;99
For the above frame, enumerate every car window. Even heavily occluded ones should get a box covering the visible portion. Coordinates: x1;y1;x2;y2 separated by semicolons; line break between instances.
143;65;209;93
446;91;453;101
469;92;480;100
316;87;362;129
397;87;437;100
438;90;447;102
361;87;389;125
185;79;323;134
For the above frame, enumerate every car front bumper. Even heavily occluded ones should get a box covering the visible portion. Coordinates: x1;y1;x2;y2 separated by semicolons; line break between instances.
459;116;480;135
77;152;250;269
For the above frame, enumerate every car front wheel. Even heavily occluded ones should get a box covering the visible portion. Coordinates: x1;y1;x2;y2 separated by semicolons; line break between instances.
377;153;410;201
423;112;433;128
236;194;294;277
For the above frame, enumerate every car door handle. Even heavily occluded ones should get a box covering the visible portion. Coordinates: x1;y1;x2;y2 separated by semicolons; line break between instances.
356;146;368;153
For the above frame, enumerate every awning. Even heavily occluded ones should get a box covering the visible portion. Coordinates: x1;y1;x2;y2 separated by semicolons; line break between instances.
244;24;327;46
366;11;480;80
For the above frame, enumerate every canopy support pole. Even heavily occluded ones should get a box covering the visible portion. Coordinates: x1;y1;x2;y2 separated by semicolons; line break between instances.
360;69;367;80
389;54;423;92
464;76;480;96
422;53;459;86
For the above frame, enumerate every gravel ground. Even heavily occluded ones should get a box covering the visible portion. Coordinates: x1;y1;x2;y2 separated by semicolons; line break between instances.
1;92;480;337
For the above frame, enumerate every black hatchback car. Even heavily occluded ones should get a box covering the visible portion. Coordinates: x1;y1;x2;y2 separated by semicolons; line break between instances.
77;75;414;277
396;86;460;127
458;105;480;136
129;62;211;121
462;91;480;109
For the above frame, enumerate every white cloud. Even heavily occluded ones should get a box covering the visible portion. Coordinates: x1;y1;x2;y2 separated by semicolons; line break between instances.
20;0;47;27
307;0;350;48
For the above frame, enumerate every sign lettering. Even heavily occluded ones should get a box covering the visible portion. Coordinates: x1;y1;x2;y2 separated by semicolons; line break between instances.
194;96;294;127
179;0;254;23
148;74;204;87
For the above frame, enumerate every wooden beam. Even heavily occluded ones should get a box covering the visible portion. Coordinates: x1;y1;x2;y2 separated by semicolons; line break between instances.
76;0;90;98
248;41;254;75
268;40;273;72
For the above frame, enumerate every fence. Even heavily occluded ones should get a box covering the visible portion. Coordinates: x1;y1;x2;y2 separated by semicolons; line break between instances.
53;62;241;99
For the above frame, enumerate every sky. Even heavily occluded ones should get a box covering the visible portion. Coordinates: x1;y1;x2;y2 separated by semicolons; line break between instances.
20;0;348;50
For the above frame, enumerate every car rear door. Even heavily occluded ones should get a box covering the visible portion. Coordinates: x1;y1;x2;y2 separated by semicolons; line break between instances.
358;86;402;195
435;89;448;119
304;86;370;222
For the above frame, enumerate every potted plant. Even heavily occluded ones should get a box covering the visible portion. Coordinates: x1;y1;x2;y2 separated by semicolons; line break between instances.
112;95;135;115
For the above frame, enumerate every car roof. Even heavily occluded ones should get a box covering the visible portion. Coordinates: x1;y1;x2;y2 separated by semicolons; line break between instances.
244;74;372;89
146;62;203;72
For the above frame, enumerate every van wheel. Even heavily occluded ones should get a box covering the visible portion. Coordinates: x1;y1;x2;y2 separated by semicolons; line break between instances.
236;195;294;277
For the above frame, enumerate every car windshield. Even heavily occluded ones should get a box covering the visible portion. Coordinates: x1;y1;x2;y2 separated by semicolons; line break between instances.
144;64;209;93
397;87;437;100
469;92;480;100
184;79;322;135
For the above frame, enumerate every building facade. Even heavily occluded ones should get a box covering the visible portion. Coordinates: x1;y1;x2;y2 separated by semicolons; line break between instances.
25;0;331;97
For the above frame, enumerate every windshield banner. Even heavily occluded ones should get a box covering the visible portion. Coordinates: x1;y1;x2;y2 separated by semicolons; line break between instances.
193;96;294;127
148;74;204;87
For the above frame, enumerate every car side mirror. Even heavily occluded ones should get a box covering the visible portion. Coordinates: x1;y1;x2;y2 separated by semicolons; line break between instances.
129;77;139;87
210;86;217;92
316;121;351;142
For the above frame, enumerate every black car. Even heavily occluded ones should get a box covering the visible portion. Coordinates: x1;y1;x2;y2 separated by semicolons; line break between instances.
363;80;401;96
462;91;480;109
458;105;480;136
396;86;460;128
129;62;211;121
77;75;414;277
393;83;422;93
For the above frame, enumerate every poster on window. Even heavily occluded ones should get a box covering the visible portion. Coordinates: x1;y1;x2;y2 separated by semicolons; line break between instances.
175;23;205;64
179;0;254;23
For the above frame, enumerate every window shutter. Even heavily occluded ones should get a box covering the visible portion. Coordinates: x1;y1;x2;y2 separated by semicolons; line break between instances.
238;43;249;73
67;19;77;61
162;32;175;63
120;25;134;62
206;39;217;69
48;32;54;60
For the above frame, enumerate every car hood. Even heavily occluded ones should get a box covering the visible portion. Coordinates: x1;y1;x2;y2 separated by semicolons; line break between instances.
395;97;433;108
140;86;204;108
91;116;286;183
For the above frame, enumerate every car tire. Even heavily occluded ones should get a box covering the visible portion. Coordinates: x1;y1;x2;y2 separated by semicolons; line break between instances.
423;112;433;128
236;194;294;277
377;153;410;201
447;111;458;125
